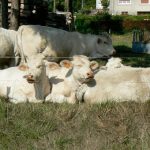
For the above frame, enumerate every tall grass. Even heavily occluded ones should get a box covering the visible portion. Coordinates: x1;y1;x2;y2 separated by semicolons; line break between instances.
0;100;150;149
0;33;150;149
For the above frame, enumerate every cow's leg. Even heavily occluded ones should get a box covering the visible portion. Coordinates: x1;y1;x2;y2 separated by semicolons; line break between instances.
45;94;67;103
9;92;27;104
28;98;44;103
45;93;77;104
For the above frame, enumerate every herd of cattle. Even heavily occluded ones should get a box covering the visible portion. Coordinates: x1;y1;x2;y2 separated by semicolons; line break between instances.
0;25;150;104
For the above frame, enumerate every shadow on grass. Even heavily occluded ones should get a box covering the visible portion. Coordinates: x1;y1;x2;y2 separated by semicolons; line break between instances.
114;45;150;67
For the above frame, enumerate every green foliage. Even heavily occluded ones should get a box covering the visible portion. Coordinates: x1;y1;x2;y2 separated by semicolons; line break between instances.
48;0;65;11
75;14;150;34
101;0;110;12
73;0;96;12
75;13;111;34
47;0;96;12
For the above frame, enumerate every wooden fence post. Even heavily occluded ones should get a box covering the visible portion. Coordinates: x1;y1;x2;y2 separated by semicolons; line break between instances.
0;0;2;27
10;0;20;30
1;0;8;28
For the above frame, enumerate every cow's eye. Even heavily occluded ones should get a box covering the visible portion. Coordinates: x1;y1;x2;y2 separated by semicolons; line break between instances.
77;64;82;67
104;41;107;44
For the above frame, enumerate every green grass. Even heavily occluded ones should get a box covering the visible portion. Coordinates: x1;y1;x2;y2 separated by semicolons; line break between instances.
111;32;150;67
0;100;150;150
0;33;150;149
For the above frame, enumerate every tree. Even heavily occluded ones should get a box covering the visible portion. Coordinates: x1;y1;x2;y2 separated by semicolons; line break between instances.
10;0;20;30
101;0;109;13
65;0;69;11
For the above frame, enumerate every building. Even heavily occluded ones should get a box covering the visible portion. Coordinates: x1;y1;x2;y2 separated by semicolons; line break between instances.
96;0;103;9
109;0;150;15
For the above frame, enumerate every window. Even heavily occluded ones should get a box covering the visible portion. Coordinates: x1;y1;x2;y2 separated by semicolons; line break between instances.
119;0;131;4
141;0;149;3
121;11;128;15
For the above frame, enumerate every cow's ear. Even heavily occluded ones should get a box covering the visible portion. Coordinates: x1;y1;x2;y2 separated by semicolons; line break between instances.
18;64;29;71
97;38;102;44
90;61;99;71
60;60;73;69
46;61;60;70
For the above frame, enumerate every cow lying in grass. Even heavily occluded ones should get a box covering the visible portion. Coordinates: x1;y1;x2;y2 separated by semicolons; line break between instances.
45;55;99;103
16;25;116;63
76;58;150;103
0;54;51;103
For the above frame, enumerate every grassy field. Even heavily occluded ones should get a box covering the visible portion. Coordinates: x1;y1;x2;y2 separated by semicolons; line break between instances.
0;33;150;150
112;32;150;67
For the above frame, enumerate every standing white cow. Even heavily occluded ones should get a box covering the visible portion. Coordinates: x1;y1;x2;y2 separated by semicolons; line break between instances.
45;55;99;103
0;28;19;67
0;54;51;103
76;66;150;103
15;25;116;63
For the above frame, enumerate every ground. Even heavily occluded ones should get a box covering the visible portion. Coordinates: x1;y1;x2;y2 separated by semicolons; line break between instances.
0;100;150;150
0;33;150;150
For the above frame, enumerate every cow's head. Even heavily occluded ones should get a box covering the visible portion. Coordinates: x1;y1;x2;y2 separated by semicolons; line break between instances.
60;55;99;84
18;54;45;84
106;57;123;69
93;33;116;59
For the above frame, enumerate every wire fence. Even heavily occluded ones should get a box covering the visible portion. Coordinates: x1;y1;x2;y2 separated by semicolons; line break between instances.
0;56;149;59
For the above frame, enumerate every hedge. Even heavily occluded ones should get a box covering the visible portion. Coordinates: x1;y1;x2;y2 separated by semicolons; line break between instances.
74;14;150;34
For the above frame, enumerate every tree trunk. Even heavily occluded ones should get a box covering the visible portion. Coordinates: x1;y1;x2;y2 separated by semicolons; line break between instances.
53;0;56;12
65;0;69;11
68;0;75;31
69;0;73;13
1;0;8;28
10;0;20;30
0;0;2;27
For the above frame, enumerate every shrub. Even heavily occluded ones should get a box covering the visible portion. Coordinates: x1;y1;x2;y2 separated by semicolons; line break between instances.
75;14;150;34
75;13;111;34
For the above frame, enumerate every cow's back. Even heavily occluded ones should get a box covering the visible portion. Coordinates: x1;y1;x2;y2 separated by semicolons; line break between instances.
84;68;150;103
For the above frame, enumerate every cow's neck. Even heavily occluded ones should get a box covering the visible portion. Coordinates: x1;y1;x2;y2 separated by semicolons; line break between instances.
67;75;82;91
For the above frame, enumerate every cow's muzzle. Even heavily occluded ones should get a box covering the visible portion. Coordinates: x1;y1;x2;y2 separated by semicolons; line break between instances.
87;72;94;79
24;74;35;84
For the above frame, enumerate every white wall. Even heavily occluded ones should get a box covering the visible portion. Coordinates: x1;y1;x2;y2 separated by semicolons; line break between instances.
109;0;150;15
96;0;103;9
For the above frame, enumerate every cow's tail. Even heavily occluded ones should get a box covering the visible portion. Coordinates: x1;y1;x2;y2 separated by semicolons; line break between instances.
16;26;27;64
14;32;21;66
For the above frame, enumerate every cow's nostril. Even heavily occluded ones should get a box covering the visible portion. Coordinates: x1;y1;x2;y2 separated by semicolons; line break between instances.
87;72;94;78
28;74;33;79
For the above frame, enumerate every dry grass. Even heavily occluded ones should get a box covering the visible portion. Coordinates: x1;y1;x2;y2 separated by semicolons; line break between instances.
0;100;150;150
0;33;150;149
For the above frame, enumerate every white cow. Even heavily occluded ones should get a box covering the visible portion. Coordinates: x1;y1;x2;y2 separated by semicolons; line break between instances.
100;57;130;70
16;25;116;63
0;28;20;67
45;55;99;103
0;54;51;103
76;66;150;103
